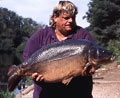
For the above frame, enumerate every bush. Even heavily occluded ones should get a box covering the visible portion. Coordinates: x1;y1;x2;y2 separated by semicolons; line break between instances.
0;89;14;98
107;40;120;60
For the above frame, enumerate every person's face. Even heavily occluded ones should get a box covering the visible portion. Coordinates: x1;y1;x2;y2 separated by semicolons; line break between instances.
54;12;76;34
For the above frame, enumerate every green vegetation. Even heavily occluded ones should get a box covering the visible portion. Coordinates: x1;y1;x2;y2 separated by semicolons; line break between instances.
1;0;120;96
0;89;14;98
86;0;120;46
0;7;46;97
0;7;46;53
107;40;120;60
1;0;120;57
85;0;120;60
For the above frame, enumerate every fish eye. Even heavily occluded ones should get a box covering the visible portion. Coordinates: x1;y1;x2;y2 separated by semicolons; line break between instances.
97;49;99;55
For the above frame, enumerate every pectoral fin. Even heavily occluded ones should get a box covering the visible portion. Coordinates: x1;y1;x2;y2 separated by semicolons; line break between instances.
82;63;95;76
62;77;73;85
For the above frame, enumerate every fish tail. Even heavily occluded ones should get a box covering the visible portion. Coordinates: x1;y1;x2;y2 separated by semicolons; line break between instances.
8;72;22;92
8;65;22;92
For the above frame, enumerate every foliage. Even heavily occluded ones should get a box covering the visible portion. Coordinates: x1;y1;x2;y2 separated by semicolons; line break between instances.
0;7;46;53
87;0;120;28
0;89;14;98
107;40;120;60
0;39;15;52
16;41;28;62
86;0;120;46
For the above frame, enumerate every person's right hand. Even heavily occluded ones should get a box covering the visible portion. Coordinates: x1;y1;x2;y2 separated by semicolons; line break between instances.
32;73;44;82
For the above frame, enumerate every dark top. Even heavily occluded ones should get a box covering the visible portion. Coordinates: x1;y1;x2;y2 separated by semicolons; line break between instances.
23;26;95;98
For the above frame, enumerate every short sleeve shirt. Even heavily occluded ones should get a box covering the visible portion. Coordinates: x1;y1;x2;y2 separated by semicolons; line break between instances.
23;26;95;61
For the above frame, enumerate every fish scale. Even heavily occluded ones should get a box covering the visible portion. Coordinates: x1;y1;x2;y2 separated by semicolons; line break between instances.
26;39;90;65
8;39;116;92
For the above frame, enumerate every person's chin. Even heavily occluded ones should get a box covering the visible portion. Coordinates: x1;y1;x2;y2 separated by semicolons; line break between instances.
65;26;72;31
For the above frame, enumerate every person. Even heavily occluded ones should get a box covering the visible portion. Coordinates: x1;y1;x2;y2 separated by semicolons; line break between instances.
23;1;96;98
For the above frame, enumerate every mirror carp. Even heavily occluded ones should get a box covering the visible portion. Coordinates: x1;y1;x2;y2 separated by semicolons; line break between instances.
8;39;116;91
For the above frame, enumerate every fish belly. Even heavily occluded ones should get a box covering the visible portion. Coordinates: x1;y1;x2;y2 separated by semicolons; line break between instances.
34;55;87;83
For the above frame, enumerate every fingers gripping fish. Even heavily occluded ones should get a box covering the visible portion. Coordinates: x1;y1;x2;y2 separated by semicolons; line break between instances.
8;39;116;91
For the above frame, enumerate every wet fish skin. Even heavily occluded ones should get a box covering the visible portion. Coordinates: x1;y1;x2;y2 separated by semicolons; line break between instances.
8;39;116;91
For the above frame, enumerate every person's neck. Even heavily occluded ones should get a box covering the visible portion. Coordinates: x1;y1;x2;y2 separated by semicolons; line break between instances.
55;29;68;41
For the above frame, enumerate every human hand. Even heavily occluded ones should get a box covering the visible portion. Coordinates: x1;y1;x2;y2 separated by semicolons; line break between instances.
32;73;44;82
88;66;95;74
82;65;95;76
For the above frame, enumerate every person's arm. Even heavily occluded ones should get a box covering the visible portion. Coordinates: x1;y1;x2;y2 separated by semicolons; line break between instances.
23;30;44;82
23;33;41;61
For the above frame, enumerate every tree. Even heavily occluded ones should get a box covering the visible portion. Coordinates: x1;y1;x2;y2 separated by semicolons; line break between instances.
0;7;46;52
86;0;120;46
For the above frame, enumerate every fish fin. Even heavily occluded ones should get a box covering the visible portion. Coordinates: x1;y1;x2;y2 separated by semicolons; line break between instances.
82;63;94;76
8;66;22;92
62;77;73;85
8;65;17;77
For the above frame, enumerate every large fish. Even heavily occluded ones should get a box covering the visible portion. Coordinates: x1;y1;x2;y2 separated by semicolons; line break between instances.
8;39;115;91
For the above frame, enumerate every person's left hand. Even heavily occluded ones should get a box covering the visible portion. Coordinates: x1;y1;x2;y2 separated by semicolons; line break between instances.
82;65;95;76
89;66;95;74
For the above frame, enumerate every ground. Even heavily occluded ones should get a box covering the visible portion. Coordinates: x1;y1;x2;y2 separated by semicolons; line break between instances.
92;61;120;98
15;61;120;98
